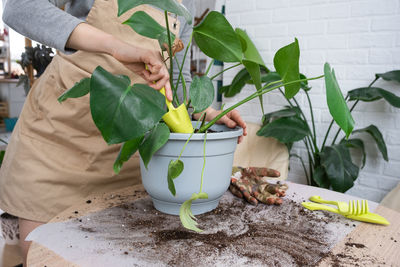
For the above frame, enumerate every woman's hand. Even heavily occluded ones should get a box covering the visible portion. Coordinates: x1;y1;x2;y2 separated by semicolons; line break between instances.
193;107;248;144
66;23;172;101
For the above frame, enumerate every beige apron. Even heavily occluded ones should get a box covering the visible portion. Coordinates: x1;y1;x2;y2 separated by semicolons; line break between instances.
0;0;180;222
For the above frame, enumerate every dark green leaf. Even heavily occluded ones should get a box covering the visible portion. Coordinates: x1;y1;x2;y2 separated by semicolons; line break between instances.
353;125;388;161
273;38;300;99
260;72;282;88
313;166;330;189
320;144;359;192
113;136;144;174
221;68;251;97
348;87;400;108
58;78;90;103
193;11;242;62
0;150;5;167
139;123;170;169
190;75;215;113
123;11;175;51
376;70;400;83
324;63;354;138
257;116;310;143
300;73;311;91
167;159;184;196
340;138;366;168
262;106;301;125
90;66;166;144
179;192;209;232
117;0;192;24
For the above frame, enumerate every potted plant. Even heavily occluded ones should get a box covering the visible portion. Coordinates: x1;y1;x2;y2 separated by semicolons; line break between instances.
59;0;353;232
222;67;400;193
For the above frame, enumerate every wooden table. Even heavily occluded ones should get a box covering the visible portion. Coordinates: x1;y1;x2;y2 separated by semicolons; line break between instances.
27;183;400;266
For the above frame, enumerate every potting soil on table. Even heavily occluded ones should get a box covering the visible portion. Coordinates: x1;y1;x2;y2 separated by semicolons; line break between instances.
27;184;377;267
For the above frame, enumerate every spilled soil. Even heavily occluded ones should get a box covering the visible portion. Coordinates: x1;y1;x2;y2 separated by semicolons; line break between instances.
70;193;362;266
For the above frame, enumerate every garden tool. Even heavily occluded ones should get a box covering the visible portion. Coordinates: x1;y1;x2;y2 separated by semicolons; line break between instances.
158;87;193;133
145;64;193;133
302;199;390;225
229;166;288;205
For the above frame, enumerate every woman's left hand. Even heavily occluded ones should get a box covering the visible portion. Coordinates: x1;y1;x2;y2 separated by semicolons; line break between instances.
193;107;247;144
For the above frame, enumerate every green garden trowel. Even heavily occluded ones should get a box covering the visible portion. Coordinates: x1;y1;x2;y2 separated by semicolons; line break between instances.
159;87;193;133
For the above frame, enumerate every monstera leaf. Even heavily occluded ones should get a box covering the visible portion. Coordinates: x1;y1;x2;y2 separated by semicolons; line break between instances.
348;87;400;108
90;66;166;144
193;11;242;63
118;0;192;24
190;75;215;113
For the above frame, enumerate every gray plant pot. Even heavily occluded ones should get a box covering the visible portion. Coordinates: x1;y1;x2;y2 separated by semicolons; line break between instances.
140;122;243;215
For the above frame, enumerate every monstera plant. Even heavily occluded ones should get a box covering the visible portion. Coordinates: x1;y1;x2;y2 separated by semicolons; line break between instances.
58;0;353;231
222;65;400;193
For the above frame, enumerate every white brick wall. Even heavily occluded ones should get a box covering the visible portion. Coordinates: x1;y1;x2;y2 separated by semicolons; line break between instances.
223;0;400;202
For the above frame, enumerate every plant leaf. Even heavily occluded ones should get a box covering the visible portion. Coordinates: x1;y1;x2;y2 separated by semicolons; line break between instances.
123;11;175;51
348;87;400;108
300;73;311;91
167;159;184;196
114;136;144;174
58;77;90;103
117;0;192;24
324;63;354;139
273;38;300;99
139;123;170;169
179;192;209;232
190;75;215;113
353;125;388;161
320;144;359;192
262;106;301;125
193;11;242;62
221;68;251;97
313;165;330;189
90;66;166;144
376;70;400;83
257;116;310;143
340;138;366;168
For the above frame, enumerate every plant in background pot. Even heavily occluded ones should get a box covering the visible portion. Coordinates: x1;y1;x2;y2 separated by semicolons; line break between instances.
222;66;400;193
58;0;352;232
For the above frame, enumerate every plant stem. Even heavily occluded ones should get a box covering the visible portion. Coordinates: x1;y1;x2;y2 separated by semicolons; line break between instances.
199;131;207;193
278;88;294;107
205;59;215;76
165;11;174;100
290;153;310;185
199;75;324;133
174;32;193;105
305;90;317;149
210;63;241;81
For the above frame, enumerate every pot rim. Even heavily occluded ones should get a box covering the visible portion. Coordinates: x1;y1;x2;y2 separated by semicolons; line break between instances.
168;122;243;141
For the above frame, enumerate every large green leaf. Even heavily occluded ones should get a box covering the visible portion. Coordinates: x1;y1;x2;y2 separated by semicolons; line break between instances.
257;116;310;143
376;70;400;83
353;125;388;161
340;138;366;168
260;72;282;88
189;75;215;113
235;28;266;102
117;0;192;24
114;136;144;174
58;77;90;103
348;87;400;108
219;68;251;97
90;66;166;144
123;11;175;50
167;159;184;196
324;63;354;138
313;165;330;189
261;106;301;125
193;11;242;62
139;123;170;169
273;39;300;99
320;144;359;192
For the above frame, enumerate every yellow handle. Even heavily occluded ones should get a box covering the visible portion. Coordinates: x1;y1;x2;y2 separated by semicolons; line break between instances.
309;195;339;206
302;202;340;214
159;88;175;111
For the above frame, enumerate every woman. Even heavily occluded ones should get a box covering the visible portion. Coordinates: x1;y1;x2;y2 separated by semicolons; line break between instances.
0;0;247;264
